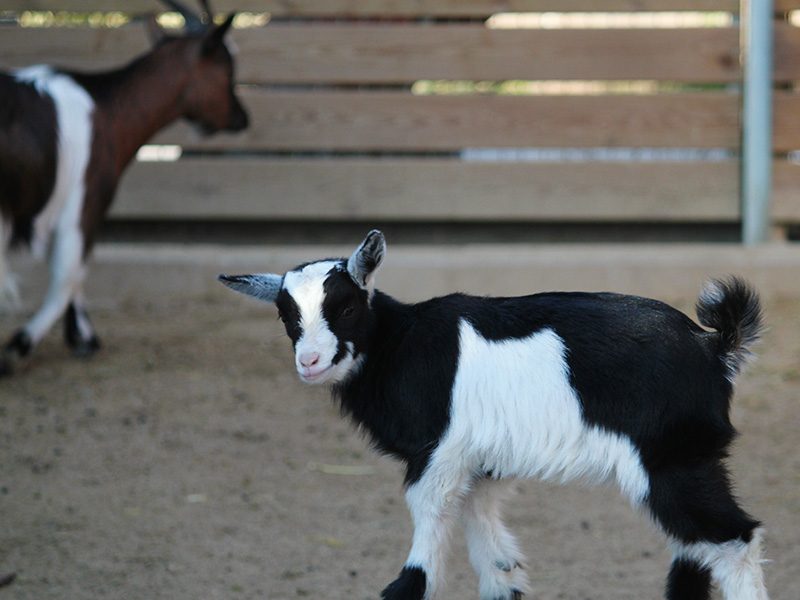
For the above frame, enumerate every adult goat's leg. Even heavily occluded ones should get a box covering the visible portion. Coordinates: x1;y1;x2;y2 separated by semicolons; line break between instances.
1;226;84;374
64;283;100;357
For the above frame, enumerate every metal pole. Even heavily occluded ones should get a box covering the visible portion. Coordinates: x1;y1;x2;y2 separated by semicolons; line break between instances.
741;0;774;244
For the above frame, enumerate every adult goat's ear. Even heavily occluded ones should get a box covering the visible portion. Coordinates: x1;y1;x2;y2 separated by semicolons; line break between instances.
203;13;235;54
347;230;386;289
218;273;282;303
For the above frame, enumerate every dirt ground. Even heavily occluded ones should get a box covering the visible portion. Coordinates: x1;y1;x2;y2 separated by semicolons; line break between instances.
0;264;798;600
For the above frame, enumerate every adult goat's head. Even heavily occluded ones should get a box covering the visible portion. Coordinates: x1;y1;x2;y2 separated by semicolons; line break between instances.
151;0;249;133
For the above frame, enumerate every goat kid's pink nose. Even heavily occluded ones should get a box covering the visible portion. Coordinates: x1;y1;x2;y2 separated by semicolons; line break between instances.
299;352;321;368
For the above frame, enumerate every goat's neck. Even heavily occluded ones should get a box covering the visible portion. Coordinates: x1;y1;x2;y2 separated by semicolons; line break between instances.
333;290;414;405
87;45;194;174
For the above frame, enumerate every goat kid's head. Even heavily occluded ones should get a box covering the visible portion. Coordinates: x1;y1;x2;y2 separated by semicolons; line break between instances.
219;230;387;385
151;0;249;133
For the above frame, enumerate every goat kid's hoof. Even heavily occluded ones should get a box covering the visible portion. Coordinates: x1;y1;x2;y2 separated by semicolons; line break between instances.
380;566;427;600
70;336;101;358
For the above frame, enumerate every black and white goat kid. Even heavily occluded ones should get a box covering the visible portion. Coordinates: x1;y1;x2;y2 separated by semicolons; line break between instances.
220;231;768;600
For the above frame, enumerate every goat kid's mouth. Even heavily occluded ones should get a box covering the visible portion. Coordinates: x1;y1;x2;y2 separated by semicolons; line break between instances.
298;363;334;384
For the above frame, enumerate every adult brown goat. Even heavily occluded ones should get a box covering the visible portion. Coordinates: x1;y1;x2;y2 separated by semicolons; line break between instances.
0;0;248;375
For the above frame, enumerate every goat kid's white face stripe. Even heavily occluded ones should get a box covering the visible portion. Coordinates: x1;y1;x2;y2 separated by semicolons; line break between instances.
282;261;343;376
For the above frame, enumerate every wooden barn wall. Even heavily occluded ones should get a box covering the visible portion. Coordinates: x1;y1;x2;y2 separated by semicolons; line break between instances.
0;1;798;237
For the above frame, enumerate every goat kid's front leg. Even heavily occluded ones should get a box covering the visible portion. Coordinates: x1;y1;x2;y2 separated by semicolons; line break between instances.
463;479;529;600
381;462;471;600
1;227;84;375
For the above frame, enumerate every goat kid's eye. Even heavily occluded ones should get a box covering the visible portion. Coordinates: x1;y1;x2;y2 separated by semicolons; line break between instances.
340;306;355;319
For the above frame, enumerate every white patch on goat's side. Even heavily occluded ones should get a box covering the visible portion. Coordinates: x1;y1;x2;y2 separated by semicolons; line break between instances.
442;320;650;505
670;528;769;600
283;260;358;384
13;67;94;344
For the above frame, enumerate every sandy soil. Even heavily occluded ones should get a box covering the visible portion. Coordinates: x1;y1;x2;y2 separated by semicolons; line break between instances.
0;280;798;600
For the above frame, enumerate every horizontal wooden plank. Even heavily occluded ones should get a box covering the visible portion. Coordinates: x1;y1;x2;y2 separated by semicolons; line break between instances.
0;1;742;16
0;24;742;84
774;92;800;152
112;158;739;222
773;161;800;223
156;90;742;150
775;23;800;82
776;0;800;11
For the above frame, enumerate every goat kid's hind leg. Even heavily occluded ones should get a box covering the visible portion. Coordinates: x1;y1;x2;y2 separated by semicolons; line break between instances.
381;461;472;600
64;286;100;357
1;227;84;375
649;460;768;600
669;529;769;600
463;478;529;600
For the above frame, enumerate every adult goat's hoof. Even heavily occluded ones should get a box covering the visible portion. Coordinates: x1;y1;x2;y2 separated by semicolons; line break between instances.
70;335;101;358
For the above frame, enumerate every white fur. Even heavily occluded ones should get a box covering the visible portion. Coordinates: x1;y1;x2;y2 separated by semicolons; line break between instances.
283;261;361;385
0;219;19;310
463;479;529;599
671;528;769;600
398;321;651;598
404;458;472;599
446;320;649;504
11;67;94;345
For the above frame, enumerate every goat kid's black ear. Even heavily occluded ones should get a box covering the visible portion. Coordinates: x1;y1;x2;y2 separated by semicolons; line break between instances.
218;273;282;303
347;230;386;289
202;13;235;54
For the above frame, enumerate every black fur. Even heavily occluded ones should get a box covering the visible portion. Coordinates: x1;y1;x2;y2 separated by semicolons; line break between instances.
326;285;757;506
64;303;101;357
261;256;765;598
666;559;712;600
381;566;426;600
275;289;303;346
5;330;32;358
321;269;370;365
696;276;764;377
332;290;457;485
0;72;58;246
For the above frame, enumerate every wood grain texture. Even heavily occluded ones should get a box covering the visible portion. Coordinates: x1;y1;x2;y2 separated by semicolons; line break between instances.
773;161;800;222
0;1;742;15
0;24;742;84
774;92;800;153
112;158;739;222
155;90;742;150
775;0;800;11
775;22;800;83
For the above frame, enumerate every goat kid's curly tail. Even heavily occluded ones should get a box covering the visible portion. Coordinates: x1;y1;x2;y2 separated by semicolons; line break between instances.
696;276;764;381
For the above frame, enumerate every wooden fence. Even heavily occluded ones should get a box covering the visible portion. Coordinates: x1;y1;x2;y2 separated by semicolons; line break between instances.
0;1;798;241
